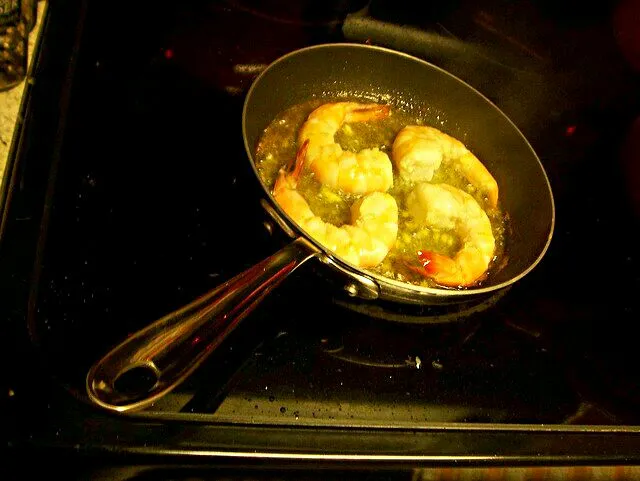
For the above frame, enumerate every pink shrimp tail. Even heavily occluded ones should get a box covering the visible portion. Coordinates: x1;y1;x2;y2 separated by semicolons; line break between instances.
347;104;391;123
273;140;309;195
417;250;458;277
404;250;461;287
290;139;309;183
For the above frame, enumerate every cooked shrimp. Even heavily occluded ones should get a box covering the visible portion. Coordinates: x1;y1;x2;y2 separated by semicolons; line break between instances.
392;125;499;208
298;102;394;195
405;182;495;287
273;141;398;268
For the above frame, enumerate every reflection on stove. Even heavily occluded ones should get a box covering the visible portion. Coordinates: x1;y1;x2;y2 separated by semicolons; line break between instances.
136;295;591;426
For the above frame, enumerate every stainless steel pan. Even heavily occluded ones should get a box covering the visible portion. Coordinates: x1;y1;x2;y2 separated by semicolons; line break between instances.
86;43;554;412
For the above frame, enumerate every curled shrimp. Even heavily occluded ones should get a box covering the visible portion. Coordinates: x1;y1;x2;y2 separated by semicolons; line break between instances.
298;101;394;195
273;141;398;268
392;125;499;208
404;183;495;287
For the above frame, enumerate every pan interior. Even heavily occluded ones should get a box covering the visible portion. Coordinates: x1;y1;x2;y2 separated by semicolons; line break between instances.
242;44;554;295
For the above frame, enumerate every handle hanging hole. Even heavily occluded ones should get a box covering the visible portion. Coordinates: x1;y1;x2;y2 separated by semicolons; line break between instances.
113;363;160;397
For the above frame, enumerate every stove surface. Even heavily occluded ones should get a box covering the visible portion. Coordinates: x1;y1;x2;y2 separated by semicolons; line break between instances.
3;0;640;467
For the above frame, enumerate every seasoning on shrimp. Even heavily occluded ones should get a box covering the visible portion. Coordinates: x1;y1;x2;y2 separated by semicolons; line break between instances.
299;102;394;195
273;141;399;268
404;183;495;287
392;125;499;208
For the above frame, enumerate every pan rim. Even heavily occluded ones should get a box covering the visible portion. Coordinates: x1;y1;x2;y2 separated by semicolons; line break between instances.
242;42;555;299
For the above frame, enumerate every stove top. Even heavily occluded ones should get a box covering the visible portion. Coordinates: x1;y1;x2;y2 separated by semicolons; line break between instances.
3;0;640;468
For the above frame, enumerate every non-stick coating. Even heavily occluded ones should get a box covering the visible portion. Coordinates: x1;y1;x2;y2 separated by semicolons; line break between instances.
243;43;554;301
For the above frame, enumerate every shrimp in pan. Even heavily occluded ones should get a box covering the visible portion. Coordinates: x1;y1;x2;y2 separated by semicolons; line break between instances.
392;125;499;208
273;141;398;268
298;102;394;195
405;182;495;287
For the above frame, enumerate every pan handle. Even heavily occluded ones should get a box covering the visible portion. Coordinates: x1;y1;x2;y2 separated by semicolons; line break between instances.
86;237;319;413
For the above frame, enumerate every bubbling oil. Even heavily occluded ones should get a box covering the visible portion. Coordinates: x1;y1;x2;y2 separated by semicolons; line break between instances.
255;97;506;288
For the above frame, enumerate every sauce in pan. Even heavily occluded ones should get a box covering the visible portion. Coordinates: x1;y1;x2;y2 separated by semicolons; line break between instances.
255;98;507;288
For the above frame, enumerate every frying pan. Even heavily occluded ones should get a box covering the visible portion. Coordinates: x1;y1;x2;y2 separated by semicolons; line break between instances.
86;43;554;412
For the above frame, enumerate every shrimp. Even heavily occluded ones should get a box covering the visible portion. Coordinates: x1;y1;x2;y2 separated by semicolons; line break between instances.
404;182;495;287
273;141;398;268
298;102;394;195
392;125;499;208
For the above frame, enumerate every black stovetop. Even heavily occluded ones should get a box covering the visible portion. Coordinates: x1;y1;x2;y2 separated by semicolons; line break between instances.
2;0;640;469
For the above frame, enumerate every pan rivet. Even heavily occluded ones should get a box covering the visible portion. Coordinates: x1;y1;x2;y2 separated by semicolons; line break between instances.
263;221;274;235
344;283;358;297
